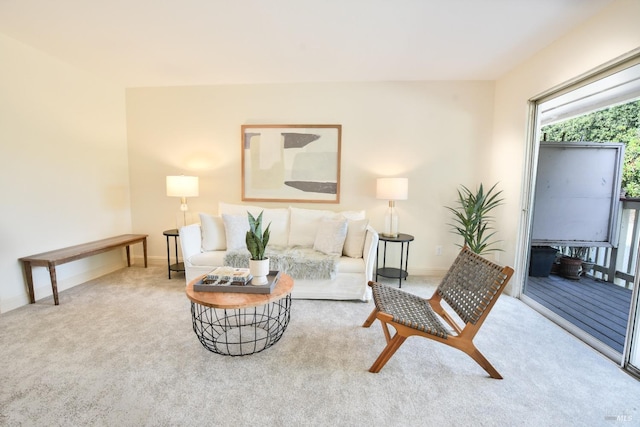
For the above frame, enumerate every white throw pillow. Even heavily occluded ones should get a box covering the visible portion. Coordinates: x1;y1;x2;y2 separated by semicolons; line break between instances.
289;207;334;247
219;202;289;246
313;217;348;256
343;219;369;258
199;213;227;251
222;214;250;252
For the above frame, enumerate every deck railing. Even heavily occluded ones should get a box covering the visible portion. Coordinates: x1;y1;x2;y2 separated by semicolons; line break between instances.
587;199;640;290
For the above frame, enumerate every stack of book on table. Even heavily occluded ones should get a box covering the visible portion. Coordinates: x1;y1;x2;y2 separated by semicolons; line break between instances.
193;267;281;294
205;266;252;285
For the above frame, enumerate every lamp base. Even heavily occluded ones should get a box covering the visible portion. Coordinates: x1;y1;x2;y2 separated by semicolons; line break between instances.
383;203;399;238
175;211;196;229
381;232;400;238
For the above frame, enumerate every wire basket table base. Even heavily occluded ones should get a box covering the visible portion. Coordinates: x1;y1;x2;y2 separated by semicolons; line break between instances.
190;294;292;356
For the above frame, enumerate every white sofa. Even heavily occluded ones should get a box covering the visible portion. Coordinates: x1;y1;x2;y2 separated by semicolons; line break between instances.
179;203;379;301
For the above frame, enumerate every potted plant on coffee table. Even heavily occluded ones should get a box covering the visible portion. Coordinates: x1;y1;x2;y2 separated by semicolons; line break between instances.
246;211;271;285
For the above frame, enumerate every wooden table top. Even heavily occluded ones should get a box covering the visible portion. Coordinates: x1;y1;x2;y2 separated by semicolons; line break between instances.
185;273;294;309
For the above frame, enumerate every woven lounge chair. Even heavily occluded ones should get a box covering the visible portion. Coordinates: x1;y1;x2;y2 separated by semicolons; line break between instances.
362;246;514;378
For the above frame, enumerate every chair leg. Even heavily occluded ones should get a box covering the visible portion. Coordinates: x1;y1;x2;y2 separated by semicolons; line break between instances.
465;346;503;379
381;322;392;343
362;308;379;328
369;334;407;373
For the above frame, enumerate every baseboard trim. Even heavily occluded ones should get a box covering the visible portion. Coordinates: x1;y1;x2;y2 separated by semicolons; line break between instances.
3;259;135;313
406;268;448;277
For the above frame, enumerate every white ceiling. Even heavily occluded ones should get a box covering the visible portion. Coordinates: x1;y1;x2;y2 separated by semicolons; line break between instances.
0;0;614;88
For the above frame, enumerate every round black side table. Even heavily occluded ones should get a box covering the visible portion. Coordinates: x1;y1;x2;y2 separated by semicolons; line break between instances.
163;229;185;279
376;233;414;288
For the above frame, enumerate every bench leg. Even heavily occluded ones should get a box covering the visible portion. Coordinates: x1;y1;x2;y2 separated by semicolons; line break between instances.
143;237;148;268
126;239;148;268
48;262;59;306
22;261;35;304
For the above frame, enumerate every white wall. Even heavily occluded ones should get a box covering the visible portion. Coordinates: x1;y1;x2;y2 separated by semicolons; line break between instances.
0;34;131;312
126;81;496;276
491;0;640;294
4;0;636;311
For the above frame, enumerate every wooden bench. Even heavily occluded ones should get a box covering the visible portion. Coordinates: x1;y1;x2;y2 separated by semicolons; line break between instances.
19;234;148;305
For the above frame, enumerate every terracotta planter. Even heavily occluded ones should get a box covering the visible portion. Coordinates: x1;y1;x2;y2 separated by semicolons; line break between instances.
559;256;582;280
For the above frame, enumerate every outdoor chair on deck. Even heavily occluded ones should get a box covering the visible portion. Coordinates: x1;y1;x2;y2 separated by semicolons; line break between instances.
363;246;514;378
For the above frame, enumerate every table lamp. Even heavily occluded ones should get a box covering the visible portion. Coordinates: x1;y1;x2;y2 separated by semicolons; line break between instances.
166;175;199;228
376;177;408;238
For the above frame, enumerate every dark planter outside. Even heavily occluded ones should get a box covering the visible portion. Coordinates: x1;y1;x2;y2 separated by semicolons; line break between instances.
529;246;558;277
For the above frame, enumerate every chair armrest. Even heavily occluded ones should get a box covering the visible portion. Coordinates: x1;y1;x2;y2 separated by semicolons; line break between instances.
179;224;202;265
363;225;379;282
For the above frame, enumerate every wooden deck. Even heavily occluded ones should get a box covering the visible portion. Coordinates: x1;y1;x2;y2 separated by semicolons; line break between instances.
525;274;633;354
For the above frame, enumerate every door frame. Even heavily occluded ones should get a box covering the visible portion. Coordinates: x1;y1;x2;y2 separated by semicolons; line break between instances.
517;49;640;370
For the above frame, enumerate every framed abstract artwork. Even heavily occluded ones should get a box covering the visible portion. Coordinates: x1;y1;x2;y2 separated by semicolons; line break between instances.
241;124;341;203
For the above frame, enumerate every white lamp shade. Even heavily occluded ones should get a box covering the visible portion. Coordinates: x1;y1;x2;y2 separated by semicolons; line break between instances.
376;178;408;200
166;175;199;197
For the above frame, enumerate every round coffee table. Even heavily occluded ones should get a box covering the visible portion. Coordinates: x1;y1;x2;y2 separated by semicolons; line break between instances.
185;273;294;356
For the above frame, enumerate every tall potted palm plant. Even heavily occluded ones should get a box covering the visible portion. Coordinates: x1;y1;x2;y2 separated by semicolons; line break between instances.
445;183;504;255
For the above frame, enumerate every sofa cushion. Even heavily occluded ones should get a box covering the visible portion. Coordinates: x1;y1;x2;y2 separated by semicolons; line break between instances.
288;207;334;247
187;250;227;268
222;214;250;252
339;210;366;221
199;213;227;251
343;219;369;258
219;202;289;246
313;217;348;255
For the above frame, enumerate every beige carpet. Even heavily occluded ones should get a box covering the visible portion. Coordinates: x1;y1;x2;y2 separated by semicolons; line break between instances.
1;266;639;426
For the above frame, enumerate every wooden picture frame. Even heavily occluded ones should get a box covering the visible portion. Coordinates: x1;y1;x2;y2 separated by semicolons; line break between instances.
241;124;341;203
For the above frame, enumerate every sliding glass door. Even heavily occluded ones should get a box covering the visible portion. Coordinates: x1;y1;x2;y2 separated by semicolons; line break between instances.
521;52;640;376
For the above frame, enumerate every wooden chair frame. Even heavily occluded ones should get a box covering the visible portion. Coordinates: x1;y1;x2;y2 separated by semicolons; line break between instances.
363;247;514;378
